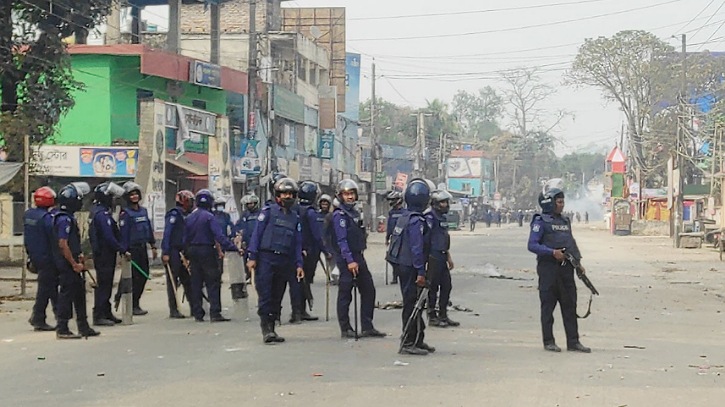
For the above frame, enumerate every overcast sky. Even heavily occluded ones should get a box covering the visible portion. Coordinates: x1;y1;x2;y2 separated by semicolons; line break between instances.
148;0;725;156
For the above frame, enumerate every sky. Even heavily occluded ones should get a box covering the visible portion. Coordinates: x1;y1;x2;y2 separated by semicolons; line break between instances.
144;0;725;156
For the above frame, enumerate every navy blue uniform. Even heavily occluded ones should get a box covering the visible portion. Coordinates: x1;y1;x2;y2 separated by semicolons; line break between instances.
119;205;155;309
331;205;378;333
52;212;89;328
425;208;452;319
24;207;59;326
162;206;193;314
214;210;234;275
386;209;428;347
247;203;303;324
90;203;124;321
386;207;405;245
185;207;238;320
236;209;260;280
527;213;582;348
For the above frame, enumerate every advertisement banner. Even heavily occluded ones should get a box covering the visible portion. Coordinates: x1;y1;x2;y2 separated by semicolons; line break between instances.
394;172;408;190
137;99;166;233
345;53;361;121
299;156;312;180
209;116;239;222
234;139;263;177
30;145;81;177
79;147;139;178
446;157;482;178
318;130;335;159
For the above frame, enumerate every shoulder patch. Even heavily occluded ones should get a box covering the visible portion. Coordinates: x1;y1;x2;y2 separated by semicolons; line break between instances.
297;223;302;232
169;216;176;224
258;213;266;222
106;219;112;226
119;220;125;227
65;225;71;234
532;224;541;233
340;218;346;228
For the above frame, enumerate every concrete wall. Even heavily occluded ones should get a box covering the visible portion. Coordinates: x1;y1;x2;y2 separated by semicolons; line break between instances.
180;0;271;34
631;220;669;236
180;34;251;71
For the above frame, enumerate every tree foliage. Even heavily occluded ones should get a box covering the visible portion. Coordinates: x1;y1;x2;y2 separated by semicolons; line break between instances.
450;87;502;142
0;0;113;167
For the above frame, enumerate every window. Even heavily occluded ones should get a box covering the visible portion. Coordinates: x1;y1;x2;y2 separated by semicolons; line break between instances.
192;100;207;110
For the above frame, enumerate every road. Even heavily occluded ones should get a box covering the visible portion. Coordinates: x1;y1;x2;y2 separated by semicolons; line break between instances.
1;223;724;406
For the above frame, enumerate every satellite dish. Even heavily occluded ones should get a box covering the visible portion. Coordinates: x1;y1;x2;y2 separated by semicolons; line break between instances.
309;26;322;40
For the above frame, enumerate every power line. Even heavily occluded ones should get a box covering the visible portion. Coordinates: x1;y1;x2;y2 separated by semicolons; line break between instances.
675;0;716;34
688;0;725;41
349;0;615;21
348;0;684;42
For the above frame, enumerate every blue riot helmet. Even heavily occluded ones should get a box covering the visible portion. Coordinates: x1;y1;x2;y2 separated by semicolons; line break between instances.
298;181;319;205
195;189;215;209
241;194;260;212
214;196;227;212
430;189;453;214
94;181;125;208
404;178;431;212
58;182;91;213
336;179;359;209
268;172;288;195
538;187;564;214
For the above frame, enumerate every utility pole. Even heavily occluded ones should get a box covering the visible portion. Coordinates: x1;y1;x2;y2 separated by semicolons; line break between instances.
674;34;686;248
210;2;220;64
411;112;432;179
370;60;377;220
247;0;257;140
20;134;29;296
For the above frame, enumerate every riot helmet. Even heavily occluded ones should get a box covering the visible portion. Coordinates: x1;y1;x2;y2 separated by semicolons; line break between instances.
176;190;195;213
404;178;431;212
241;194;260;212
430;189;453;214
195;189;215;209
122;181;142;204
94;182;125;208
386;190;403;208
213;196;227;212
58;182;90;213
318;194;332;213
268;172;288;195
298;181;319;205
274;177;299;209
538;188;564;214
336;179;359;209
33;186;57;208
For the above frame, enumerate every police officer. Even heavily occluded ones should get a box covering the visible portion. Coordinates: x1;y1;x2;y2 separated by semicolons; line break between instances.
527;188;591;353
119;182;157;315
385;190;405;285
24;186;59;331
386;179;434;355
89;182;126;326
290;181;329;323
263;172;288;207
331;179;386;339
246;178;304;344
233;194;261;299
185;189;241;322
161;190;195;318
213;196;234;275
53;182;100;339
425;189;460;328
318;194;332;215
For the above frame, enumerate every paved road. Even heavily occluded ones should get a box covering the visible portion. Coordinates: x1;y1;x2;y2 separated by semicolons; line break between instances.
2;224;724;406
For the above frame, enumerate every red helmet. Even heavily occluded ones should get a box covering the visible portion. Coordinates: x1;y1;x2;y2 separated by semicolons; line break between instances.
175;190;194;212
33;186;56;208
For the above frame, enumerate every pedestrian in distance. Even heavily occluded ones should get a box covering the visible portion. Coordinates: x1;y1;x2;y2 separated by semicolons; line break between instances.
425;189;459;328
246;178;304;344
161;190;195;318
386;178;436;355
118;182;157;316
330;179;386;339
53;182;100;339
24;186;60;332
185;189;242;322
527;187;591;353
88;182;127;326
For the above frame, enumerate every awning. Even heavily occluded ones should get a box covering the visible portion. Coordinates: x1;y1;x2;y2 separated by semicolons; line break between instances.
166;157;207;176
0;162;23;186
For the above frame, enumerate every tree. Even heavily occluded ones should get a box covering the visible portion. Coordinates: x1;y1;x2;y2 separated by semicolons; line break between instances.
421;98;458;180
0;0;113;170
360;97;415;146
568;30;674;185
451;87;502;142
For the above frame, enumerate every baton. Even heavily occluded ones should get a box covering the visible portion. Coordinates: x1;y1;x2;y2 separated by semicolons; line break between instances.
130;259;151;280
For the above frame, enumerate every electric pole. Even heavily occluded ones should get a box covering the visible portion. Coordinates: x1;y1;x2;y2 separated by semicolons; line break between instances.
674;34;686;248
210;1;220;64
247;0;257;140
370;60;377;220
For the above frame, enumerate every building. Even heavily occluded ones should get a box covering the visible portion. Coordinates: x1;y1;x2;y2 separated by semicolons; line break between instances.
445;150;494;199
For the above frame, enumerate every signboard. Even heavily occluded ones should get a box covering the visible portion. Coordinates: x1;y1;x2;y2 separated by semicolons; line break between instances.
319;130;335;159
375;172;386;191
344;53;361;121
31;145;139;178
394;172;408;190
446;157;482;178
189;60;221;89
299;156;312;180
273;86;305;123
234;139;263;177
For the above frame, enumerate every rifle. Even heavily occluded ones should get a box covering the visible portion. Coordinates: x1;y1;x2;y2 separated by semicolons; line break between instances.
399;286;429;354
563;252;599;296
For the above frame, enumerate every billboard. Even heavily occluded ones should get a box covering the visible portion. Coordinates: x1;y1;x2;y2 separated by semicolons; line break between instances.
31;145;138;178
345;53;361;121
446;157;482;178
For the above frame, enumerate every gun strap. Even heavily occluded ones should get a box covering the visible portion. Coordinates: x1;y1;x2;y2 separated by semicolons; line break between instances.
577;294;593;319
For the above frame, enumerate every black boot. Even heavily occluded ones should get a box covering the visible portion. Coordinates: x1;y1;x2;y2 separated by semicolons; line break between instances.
269;321;285;343
261;320;285;344
29;315;55;331
106;310;122;324
230;283;247;300
56;321;81;340
169;309;186;319
301;310;319;321
289;310;303;324
428;311;448;328
439;311;460;327
78;320;101;338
